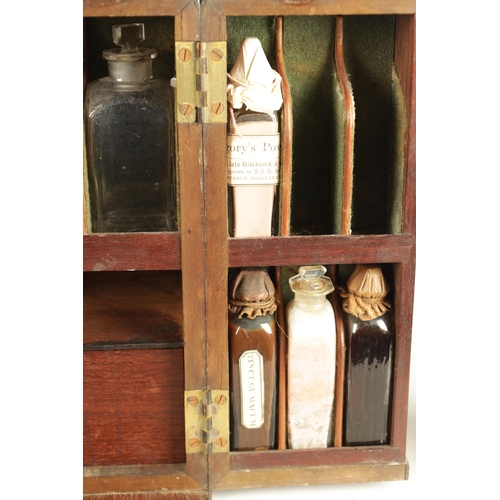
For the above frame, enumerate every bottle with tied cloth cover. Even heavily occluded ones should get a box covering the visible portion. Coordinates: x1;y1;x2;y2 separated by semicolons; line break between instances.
228;268;277;451
84;23;176;233
286;265;336;449
226;37;283;237
338;264;394;446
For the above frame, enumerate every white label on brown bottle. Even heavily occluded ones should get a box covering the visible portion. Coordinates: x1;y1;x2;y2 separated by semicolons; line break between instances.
239;350;265;429
227;134;280;186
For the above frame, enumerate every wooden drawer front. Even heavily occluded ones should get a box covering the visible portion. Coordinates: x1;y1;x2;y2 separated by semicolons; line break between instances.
84;348;185;466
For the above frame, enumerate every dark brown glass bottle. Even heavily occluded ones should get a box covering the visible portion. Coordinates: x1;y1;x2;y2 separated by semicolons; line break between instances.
228;268;277;451
344;311;393;446
339;264;394;446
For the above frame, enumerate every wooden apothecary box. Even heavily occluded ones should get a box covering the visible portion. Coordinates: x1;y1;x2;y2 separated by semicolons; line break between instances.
83;1;415;498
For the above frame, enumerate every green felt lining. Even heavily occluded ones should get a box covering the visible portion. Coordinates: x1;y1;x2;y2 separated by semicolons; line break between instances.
85;15;407;238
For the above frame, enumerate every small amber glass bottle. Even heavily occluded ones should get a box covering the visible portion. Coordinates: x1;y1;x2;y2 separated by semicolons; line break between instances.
228;268;277;451
339;264;394;446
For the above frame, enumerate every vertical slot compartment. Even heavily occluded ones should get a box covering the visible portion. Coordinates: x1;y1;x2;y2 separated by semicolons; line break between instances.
342;15;406;235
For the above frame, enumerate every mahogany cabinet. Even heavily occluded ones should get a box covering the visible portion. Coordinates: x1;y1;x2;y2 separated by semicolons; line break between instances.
83;1;416;498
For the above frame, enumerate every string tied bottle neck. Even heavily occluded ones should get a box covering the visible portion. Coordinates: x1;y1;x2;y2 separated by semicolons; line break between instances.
228;268;277;320
338;264;392;321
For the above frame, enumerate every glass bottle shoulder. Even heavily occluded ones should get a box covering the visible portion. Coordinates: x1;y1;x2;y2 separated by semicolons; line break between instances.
233;107;279;124
344;311;393;337
85;77;172;115
229;313;276;331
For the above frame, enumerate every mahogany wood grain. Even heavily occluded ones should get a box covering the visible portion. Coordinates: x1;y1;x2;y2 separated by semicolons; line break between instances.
274;15;292;452
203;124;229;392
395;15;416;237
175;0;201;41
202;125;231;487
84;0;188;17
329;265;346;447
83;348;185;466
215;460;408;490
84;494;207;500
335;16;355;236
84;271;183;347
83;233;181;271
174;51;212;485
201;0;226;41
205;0;415;16
229;234;413;267
84;463;203;494
275;16;292;238
176;7;209;491
83;0;415;18
390;261;414;457
274;266;288;451
198;8;231;490
177;123;206;391
81;4;417;494
177;120;209;488
228;444;403;470
390;14;416;456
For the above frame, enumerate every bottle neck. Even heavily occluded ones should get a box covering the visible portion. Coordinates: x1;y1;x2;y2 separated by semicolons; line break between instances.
108;60;153;82
293;291;328;311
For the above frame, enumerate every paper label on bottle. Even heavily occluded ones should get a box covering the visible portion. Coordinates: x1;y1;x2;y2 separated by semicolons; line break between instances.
227;134;280;186
239;350;265;429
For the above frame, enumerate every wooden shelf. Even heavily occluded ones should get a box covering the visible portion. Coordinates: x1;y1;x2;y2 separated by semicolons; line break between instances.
215;461;408;490
83;233;412;272
228;234;413;267
83;233;181;272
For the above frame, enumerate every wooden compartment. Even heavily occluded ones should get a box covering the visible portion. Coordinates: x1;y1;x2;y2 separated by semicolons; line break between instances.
84;271;185;467
83;1;415;498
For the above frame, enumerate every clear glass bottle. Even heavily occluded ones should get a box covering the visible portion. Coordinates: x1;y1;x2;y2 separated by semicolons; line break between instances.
286;265;336;449
339;264;394;446
84;23;176;233
228;268;277;451
227;37;283;237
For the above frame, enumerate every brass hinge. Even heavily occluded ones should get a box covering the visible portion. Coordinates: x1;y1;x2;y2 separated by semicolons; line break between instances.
175;41;227;124
185;389;230;454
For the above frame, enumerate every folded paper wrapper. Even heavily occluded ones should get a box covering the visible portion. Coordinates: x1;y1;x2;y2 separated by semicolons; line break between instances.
338;264;392;321
228;268;277;319
227;37;283;114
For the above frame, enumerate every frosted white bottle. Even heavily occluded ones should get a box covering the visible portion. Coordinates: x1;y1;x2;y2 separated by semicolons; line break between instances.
286;265;336;449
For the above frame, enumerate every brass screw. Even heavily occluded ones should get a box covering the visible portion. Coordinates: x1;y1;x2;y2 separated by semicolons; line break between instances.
178;48;192;62
180;104;193;117
187;395;198;406
189;438;201;448
211;102;225;115
215;394;227;405
210;48;224;62
215;437;228;447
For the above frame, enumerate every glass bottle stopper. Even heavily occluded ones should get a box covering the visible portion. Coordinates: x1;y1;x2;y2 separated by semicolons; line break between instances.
103;23;157;62
289;265;334;295
113;24;144;53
